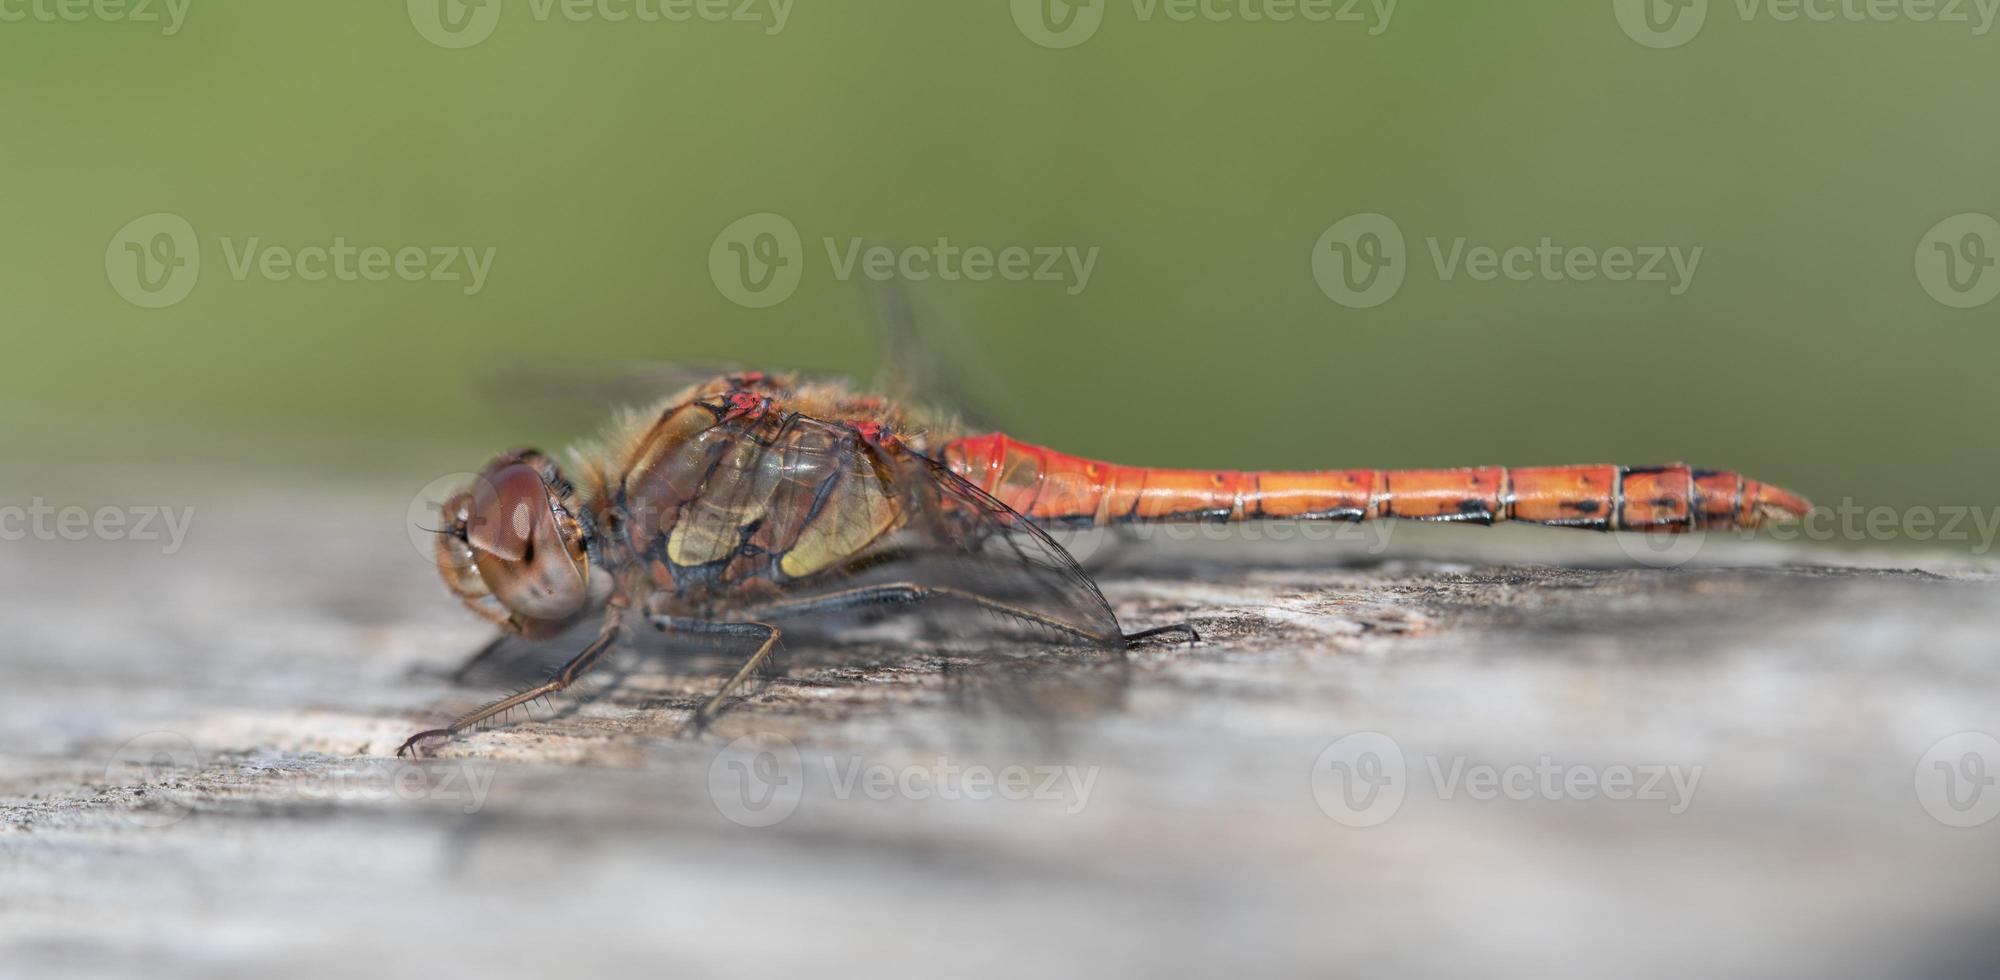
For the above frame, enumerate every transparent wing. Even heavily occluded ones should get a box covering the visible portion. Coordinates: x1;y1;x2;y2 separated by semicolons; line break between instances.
747;426;1126;648
863;280;1011;432
469;354;834;427
456;282;1016;433
893;446;1126;646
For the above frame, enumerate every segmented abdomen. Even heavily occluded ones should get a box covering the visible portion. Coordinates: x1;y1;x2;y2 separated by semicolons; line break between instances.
939;433;1811;532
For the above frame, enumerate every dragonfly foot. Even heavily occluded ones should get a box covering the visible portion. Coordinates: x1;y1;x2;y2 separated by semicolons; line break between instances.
396;728;453;758
683;703;724;738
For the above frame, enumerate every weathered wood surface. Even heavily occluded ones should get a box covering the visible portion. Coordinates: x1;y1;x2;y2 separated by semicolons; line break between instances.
4;471;2000;980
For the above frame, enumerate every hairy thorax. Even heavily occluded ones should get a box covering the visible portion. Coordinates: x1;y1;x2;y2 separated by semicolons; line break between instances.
575;373;957;617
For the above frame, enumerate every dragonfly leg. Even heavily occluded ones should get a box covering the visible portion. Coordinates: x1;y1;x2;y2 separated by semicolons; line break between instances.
740;583;1188;649
397;615;625;757
649;617;783;726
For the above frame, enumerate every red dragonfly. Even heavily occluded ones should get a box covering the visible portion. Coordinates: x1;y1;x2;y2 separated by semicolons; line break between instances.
400;370;1810;755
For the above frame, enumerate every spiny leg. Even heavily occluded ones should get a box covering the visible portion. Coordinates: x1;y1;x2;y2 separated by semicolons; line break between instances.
741;583;1197;649
649;617;782;726
398;616;625;757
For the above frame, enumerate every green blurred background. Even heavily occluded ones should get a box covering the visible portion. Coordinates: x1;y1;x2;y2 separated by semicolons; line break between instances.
3;0;1995;513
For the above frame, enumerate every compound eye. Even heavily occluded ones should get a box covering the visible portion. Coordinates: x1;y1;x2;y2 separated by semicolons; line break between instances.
462;460;589;624
466;464;550;562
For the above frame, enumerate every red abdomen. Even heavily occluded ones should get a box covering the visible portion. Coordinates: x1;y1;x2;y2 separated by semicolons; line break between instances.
938;433;1810;532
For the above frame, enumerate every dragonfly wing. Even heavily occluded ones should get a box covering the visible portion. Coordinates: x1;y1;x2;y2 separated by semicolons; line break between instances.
461;283;1010;430
471;355;842;423
863;281;1011;432
606;397;1122;653
767;438;1126;648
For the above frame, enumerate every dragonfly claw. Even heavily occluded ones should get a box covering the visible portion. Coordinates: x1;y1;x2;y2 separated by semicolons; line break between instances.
395;729;452;758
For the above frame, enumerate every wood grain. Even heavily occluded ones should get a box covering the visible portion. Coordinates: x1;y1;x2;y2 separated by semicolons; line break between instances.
3;472;1998;980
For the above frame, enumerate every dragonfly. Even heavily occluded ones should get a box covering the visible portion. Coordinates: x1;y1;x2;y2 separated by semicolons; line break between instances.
398;369;1811;756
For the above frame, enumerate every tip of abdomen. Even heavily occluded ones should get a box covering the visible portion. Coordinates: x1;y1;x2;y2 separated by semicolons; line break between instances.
1745;481;1813;526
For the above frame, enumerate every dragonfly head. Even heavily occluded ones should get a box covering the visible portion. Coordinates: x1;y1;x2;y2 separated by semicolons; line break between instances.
435;450;598;637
